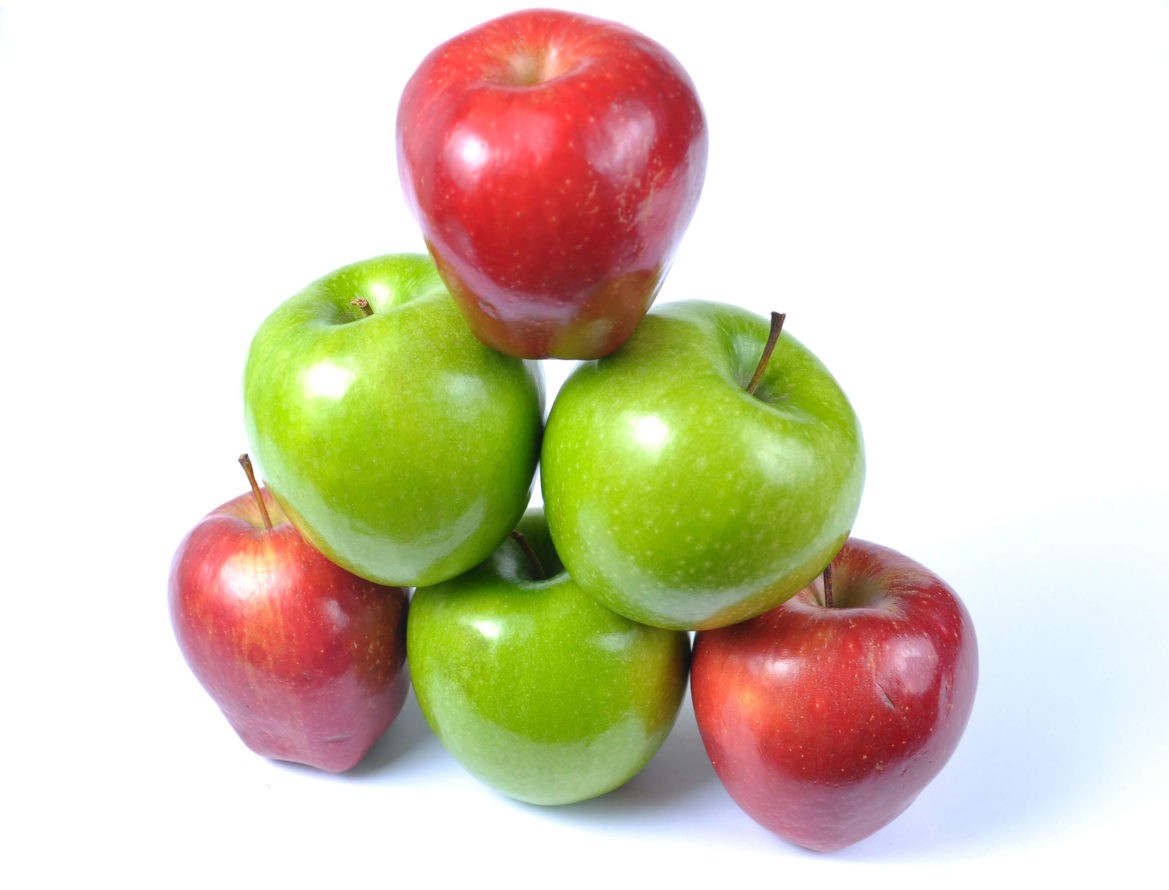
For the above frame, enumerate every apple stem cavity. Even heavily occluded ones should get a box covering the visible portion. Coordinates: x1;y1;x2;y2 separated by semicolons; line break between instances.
746;311;786;397
822;563;835;609
351;298;373;318
238;453;274;532
506;47;563;86
511;530;546;581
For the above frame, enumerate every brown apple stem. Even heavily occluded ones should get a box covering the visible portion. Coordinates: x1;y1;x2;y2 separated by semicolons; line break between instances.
745;311;786;396
511;529;546;580
351;297;373;317
822;562;835;609
238;453;273;531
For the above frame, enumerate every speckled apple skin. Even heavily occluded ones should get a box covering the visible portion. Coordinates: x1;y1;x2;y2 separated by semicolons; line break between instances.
243;254;545;589
397;9;708;360
408;510;691;805
691;538;978;852
169;487;410;773
541;300;865;631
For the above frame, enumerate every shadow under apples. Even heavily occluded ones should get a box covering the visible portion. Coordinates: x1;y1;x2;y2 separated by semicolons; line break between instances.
533;686;725;826
346;688;445;777
262;688;443;781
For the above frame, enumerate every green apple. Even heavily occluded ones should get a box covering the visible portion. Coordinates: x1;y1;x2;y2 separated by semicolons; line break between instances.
541;299;865;630
243;253;545;588
408;508;691;805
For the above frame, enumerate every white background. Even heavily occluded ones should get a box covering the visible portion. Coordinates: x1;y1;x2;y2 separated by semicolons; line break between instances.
3;0;1167;886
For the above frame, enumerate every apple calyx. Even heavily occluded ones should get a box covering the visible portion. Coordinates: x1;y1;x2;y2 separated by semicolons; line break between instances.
238;453;273;532
745;311;786;397
510;529;546;581
350;297;373;318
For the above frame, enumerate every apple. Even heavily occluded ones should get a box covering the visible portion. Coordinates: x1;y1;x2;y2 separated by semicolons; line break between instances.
407;508;691;805
396;8;708;360
169;455;410;773
540;300;865;630
690;537;979;852
243;253;545;588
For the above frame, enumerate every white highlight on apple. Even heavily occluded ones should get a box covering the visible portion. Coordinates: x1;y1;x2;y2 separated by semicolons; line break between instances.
472;618;503;641
631;414;671;452
455;130;490;174
303;360;356;400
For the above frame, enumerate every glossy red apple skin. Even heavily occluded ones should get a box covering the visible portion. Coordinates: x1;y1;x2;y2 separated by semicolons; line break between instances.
397;8;708;359
691;538;978;852
169;485;410;773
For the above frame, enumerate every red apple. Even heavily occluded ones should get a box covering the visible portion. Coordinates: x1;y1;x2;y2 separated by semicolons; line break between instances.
169;456;410;773
396;8;708;359
691;538;978;852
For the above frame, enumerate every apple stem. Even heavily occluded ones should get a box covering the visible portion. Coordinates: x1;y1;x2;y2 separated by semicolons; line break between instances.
746;311;786;396
511;530;546;581
822;562;835;609
238;453;273;532
351;297;373;317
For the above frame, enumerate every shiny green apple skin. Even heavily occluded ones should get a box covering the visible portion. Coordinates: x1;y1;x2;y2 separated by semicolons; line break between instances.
243;253;545;588
408;509;691;806
541;299;865;631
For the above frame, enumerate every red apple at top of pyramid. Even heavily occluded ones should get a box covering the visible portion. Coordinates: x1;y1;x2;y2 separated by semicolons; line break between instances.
397;8;708;359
